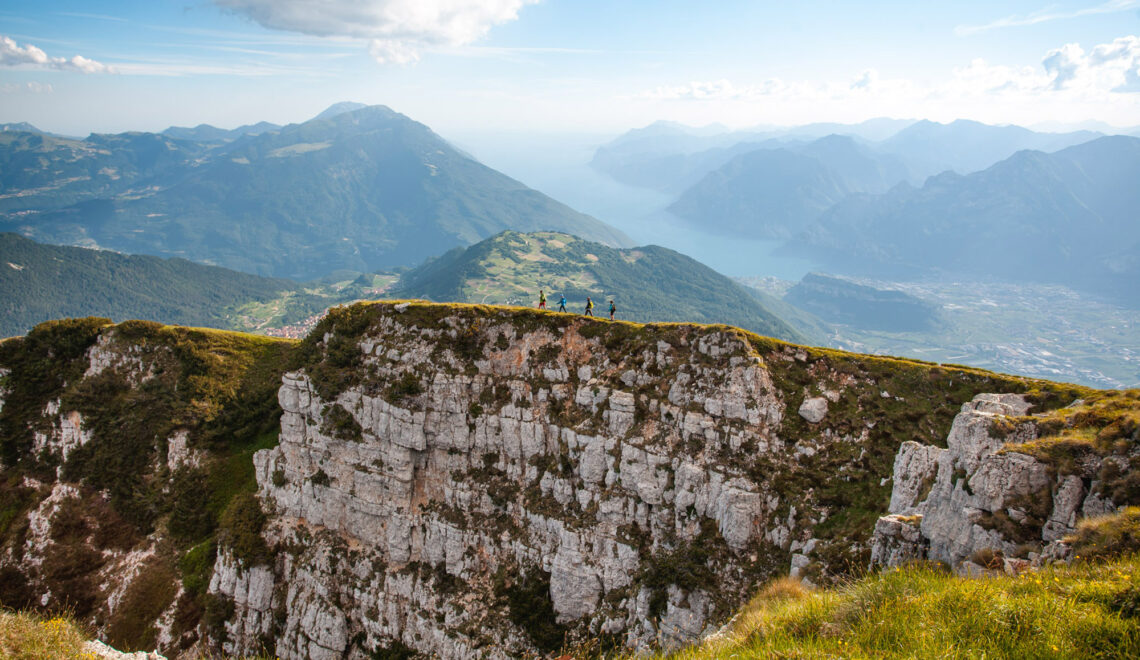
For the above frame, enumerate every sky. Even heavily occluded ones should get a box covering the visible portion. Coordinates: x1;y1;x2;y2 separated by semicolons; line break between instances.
1;0;1139;138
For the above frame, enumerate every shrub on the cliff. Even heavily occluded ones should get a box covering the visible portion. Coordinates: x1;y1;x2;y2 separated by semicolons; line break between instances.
0;317;107;468
105;556;178;652
321;403;364;442
217;492;270;566
638;520;720;621
386;373;424;404
493;564;567;654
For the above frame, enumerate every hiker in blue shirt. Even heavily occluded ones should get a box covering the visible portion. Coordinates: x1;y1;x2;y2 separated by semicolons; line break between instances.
609;300;616;321
557;295;567;312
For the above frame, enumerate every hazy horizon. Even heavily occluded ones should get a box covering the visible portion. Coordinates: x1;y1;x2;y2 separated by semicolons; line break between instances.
1;1;1138;138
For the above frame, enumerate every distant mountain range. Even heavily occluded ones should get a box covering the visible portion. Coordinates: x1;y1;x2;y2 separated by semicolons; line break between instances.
879;119;1102;181
794;135;1140;305
593;118;1108;198
161;121;281;143
0;104;629;280
393;230;808;342
667;135;910;239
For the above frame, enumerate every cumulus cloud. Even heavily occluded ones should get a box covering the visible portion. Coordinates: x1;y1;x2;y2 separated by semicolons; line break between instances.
0;36;114;73
1043;36;1140;92
1043;43;1085;90
214;0;539;64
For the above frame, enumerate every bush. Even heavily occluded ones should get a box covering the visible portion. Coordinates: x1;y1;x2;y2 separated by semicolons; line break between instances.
217;493;270;567
493;564;567;653
320;403;364;442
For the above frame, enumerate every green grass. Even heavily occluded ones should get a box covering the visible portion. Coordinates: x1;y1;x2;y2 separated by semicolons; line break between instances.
636;555;1140;659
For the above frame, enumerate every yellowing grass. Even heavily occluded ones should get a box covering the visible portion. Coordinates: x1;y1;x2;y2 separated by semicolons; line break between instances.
649;556;1140;659
0;611;94;659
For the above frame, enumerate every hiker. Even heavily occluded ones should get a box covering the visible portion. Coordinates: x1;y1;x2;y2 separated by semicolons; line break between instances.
557;294;567;312
538;289;546;310
584;297;594;316
609;300;616;321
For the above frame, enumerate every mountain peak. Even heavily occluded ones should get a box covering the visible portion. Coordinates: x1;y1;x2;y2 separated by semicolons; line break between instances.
311;102;370;122
0;122;44;134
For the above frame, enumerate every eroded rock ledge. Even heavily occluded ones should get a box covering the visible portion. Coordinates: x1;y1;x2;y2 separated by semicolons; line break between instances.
871;393;1128;573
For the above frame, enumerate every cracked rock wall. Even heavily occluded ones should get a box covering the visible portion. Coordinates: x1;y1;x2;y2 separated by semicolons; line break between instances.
208;303;1049;659
871;392;1134;572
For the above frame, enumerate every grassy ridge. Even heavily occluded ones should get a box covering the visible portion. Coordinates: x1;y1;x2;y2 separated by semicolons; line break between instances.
393;231;809;343
643;555;1140;659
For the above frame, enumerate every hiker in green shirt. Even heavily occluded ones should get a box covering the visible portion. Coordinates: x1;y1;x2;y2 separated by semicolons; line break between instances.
538;290;546;310
584;297;594;316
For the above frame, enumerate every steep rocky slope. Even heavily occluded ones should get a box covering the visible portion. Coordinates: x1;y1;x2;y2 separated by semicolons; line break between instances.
872;389;1140;573
0;303;1109;658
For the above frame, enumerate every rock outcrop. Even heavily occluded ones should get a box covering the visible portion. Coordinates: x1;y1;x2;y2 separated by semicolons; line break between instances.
870;392;1133;573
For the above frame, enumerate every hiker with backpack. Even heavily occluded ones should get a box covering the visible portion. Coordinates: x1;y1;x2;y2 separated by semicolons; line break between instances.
609;300;616;321
538;289;546;310
584;297;594;316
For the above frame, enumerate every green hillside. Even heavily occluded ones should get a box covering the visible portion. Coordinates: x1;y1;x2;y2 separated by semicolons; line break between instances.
393;231;810;342
0;234;391;338
1;105;630;280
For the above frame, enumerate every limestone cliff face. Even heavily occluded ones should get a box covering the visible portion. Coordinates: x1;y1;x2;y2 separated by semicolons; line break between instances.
870;392;1132;573
206;302;1051;658
0;306;1085;659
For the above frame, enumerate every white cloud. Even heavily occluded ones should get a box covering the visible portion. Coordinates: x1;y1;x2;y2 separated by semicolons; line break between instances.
214;0;539;64
0;36;114;73
1043;36;1140;92
956;0;1140;36
638;79;792;102
0;81;53;94
1043;43;1086;90
629;36;1140;128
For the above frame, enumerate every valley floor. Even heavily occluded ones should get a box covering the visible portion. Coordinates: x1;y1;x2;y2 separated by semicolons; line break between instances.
746;277;1140;390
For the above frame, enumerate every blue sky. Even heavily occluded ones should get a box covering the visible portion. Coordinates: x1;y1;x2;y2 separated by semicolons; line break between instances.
1;1;1138;136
